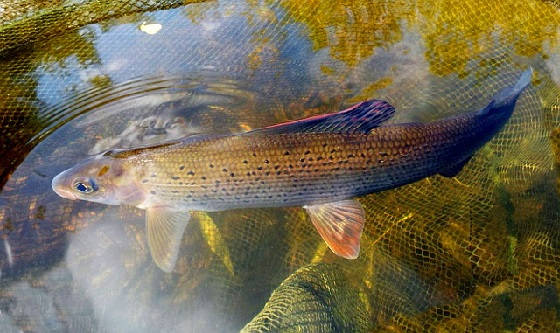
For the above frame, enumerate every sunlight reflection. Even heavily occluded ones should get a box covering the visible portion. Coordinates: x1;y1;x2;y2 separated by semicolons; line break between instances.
139;23;163;35
65;209;235;332
3;238;12;267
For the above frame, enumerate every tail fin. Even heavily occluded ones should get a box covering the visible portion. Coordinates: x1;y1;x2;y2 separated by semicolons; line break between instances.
477;67;532;116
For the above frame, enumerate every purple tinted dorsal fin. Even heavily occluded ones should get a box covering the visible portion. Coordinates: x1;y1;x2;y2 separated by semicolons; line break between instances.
260;100;395;134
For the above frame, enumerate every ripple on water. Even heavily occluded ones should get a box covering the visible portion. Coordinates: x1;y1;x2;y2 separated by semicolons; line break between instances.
0;73;262;279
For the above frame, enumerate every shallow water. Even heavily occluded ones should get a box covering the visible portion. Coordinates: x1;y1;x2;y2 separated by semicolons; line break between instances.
0;0;559;331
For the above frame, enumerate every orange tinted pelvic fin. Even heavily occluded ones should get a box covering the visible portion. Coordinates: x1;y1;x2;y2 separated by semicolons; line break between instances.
304;199;365;259
259;99;395;134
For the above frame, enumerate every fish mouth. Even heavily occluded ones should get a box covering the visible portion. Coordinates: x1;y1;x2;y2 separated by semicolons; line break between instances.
52;171;78;200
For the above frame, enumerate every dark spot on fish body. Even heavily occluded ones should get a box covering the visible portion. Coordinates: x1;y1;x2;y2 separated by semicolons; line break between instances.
150;190;157;195
222;168;228;172
142;179;149;184
209;164;214;168
179;165;185;170
171;176;180;180
187;171;195;176
201;176;207;180
264;159;269;164
284;151;290;156
230;173;235;177
257;166;263;170
243;160;248;164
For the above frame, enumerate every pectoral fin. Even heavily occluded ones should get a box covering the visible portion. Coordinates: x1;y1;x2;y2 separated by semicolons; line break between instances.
304;199;365;259
146;208;191;272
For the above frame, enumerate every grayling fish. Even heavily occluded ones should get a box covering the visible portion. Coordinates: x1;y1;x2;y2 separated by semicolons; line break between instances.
52;68;532;272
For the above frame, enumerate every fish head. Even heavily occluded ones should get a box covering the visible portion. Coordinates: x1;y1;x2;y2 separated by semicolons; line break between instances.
52;154;144;206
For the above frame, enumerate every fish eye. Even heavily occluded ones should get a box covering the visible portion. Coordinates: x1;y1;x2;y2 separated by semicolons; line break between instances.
73;178;97;193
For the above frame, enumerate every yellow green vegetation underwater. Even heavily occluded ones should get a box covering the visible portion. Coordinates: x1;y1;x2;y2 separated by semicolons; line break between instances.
1;0;560;332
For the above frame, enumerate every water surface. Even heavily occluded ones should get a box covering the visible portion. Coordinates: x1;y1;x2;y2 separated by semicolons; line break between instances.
0;0;559;331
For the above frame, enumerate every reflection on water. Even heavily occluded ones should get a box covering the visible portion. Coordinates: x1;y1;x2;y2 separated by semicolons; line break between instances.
0;0;559;331
65;209;238;332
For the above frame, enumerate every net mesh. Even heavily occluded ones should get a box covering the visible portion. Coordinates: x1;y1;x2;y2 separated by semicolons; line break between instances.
0;0;559;332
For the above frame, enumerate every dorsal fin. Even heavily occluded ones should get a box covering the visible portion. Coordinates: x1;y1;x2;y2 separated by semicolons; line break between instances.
258;100;395;134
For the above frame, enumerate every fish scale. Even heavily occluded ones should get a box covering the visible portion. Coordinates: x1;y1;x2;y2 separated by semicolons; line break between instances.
127;113;479;211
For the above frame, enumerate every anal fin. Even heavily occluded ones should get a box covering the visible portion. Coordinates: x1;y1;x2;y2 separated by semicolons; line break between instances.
146;208;191;272
439;156;472;178
304;199;365;259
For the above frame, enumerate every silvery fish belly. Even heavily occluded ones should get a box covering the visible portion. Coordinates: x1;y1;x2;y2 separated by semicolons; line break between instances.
52;68;533;272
